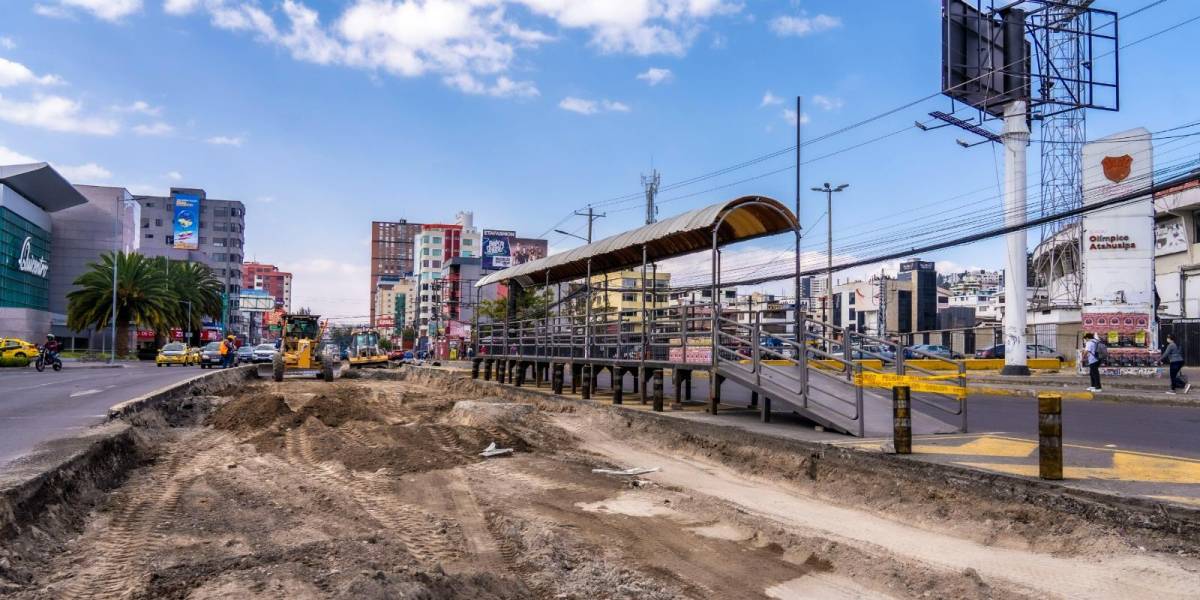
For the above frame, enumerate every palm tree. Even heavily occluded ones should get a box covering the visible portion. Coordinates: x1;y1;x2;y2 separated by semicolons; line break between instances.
67;251;174;356
164;259;224;345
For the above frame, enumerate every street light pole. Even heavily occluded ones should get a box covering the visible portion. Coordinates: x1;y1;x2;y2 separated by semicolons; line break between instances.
811;183;848;327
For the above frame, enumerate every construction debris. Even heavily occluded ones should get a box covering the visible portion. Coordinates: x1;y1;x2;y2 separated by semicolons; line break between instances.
479;441;514;457
592;466;661;476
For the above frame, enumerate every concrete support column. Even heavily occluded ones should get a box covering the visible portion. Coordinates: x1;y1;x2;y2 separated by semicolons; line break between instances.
581;364;593;400
515;362;525;387
552;363;564;395
709;372;722;414
534;361;544;388
613;368;624;405
1001;100;1031;376
570;363;580;394
471;359;481;379
483;359;493;381
750;391;759;408
760;395;771;423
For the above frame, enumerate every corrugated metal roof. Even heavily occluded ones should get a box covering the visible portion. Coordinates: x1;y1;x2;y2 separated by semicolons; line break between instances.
477;195;796;288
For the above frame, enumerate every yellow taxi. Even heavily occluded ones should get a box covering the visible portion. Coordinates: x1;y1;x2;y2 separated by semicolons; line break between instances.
0;338;39;366
156;342;194;367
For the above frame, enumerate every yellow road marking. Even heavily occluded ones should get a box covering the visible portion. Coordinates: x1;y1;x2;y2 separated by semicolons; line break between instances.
986;435;1200;464
912;437;1037;458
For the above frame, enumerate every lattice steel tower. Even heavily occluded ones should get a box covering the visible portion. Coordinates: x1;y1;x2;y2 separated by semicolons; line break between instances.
1036;0;1089;306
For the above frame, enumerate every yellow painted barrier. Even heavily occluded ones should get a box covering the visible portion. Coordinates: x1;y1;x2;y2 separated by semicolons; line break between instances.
908;358;1065;371
855;371;968;400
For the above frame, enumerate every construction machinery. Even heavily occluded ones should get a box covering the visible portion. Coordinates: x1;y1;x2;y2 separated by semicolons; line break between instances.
259;313;342;382
348;327;390;369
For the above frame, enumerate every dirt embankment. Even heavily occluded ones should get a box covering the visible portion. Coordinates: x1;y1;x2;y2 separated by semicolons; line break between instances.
1;369;1197;599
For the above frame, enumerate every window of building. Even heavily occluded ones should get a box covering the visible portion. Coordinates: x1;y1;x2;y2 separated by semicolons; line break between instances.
462;238;473;246
422;248;429;255
145;201;155;207
144;233;154;239
154;218;163;227
422;260;429;267
214;222;228;231
433;236;442;244
848;292;855;305
215;207;229;217
461;251;473;257
848;308;856;320
622;293;636;302
432;249;441;256
199;237;208;244
165;235;173;245
141;218;149;228
432;260;441;268
724;290;736;299
214;239;225;247
213;253;227;262
701;290;712;298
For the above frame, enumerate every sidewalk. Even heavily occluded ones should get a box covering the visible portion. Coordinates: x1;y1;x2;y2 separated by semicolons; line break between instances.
967;369;1200;406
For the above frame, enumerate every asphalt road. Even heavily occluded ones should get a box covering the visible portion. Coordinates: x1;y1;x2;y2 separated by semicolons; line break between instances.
577;370;1200;460
0;362;209;467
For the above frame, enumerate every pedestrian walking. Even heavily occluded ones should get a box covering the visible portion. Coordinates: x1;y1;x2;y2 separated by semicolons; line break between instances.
1162;333;1190;395
221;335;236;369
1082;333;1103;392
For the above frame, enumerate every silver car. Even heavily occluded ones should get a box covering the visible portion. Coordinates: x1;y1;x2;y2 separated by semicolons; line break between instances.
252;343;278;363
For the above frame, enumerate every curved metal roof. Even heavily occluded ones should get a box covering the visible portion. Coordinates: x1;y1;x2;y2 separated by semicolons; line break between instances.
477;195;796;288
0;163;88;212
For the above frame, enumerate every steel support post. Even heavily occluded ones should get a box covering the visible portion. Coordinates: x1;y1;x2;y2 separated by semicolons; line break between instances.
515;362;525;387
570;363;579;394
639;366;647;404
710;373;722;414
471;359;481;379
534;361;543;387
581;364;593;399
1039;393;1063;480
552;363;564;395
483;359;493;381
497;360;506;384
1001;100;1031;376
671;369;682;410
750;391;758;408
613;368;623;404
760;394;771;423
893;385;912;454
652;369;664;412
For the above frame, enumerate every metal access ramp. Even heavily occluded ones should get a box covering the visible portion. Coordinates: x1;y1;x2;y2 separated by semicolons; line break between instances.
715;314;968;437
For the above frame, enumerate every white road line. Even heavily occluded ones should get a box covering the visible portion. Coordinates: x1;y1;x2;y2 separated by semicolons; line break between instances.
69;389;102;398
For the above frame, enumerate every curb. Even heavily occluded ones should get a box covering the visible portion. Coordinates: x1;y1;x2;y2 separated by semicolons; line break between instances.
0;365;256;547
968;384;1200;406
406;365;1200;543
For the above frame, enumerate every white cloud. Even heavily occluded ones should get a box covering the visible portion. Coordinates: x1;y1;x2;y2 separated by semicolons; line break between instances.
0;145;37;165
760;90;783;107
165;1;739;98
284;257;371;318
163;0;200;15
636;67;672;85
254;195;275;204
132;121;174;136
812;94;843;111
117;100;162;116
166;170;183;181
443;73;539;98
769;12;841;37
0;94;120;135
57;162;112;182
0;57;64;87
782;108;809;126
558;96;630;115
0;37;15;50
205;135;243;146
37;0;143;22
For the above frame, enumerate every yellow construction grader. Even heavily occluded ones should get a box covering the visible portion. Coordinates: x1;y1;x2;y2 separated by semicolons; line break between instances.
347;327;390;369
259;313;342;382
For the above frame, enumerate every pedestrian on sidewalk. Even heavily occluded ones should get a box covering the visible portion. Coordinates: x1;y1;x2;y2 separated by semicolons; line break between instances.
1161;333;1190;394
1083;333;1102;392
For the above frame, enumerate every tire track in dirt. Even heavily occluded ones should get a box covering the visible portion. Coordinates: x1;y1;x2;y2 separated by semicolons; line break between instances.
283;423;462;565
467;459;588;493
57;432;236;600
429;424;466;454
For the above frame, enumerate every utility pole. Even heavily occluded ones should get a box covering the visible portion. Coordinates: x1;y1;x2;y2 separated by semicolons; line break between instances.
575;206;606;244
642;169;660;226
1001;99;1031;375
811;183;848;326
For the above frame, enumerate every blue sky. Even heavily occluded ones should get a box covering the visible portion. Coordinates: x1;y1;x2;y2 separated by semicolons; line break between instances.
0;0;1196;317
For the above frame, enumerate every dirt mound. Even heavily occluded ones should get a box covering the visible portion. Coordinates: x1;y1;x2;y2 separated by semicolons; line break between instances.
209;393;293;432
446;400;536;429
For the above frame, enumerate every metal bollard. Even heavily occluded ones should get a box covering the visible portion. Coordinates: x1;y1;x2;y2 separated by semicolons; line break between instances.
497;360;506;384
1038;393;1063;480
515;362;525;387
709;372;722;414
761;395;771;423
893;385;912;454
652;369;664;412
535;362;544;387
581;364;592;400
483;360;493;381
471;359;481;379
552;363;564;395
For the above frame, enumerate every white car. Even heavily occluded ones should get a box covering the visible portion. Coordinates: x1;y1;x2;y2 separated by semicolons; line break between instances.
252;343;278;363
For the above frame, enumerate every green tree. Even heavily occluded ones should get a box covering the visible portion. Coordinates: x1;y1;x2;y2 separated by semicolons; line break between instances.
163;258;224;345
67;251;173;355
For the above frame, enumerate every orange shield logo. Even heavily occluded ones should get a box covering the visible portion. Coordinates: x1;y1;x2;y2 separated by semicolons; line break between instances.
1102;155;1133;183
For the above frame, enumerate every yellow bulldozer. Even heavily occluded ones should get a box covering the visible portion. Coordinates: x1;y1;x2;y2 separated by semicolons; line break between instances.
348;327;390;369
259;313;343;382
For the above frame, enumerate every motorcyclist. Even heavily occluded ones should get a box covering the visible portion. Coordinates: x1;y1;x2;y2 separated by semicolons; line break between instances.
43;334;60;360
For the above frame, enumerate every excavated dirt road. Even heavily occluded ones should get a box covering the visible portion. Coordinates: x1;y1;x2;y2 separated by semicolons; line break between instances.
3;371;1198;599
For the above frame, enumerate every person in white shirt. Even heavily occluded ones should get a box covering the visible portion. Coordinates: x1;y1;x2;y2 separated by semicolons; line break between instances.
1082;333;1102;391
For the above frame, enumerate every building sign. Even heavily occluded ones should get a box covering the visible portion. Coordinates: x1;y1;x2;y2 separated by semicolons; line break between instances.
1087;233;1137;251
17;236;48;277
172;192;200;250
0;207;51;311
482;229;515;270
1155;217;1187;255
511;237;548;266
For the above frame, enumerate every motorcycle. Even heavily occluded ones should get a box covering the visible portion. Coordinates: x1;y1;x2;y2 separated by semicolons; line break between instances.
35;348;63;372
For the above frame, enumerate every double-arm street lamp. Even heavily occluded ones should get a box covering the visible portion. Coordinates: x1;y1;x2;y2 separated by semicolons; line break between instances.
811;183;848;327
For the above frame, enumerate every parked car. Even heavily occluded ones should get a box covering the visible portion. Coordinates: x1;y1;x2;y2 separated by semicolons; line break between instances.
0;337;39;366
388;349;405;361
235;344;255;365
251;343;278;363
403;350;414;362
910;344;964;360
156;342;193;367
199;341;224;368
974;344;1066;362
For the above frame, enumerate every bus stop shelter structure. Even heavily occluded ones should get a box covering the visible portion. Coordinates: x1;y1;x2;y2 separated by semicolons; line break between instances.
472;196;966;437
